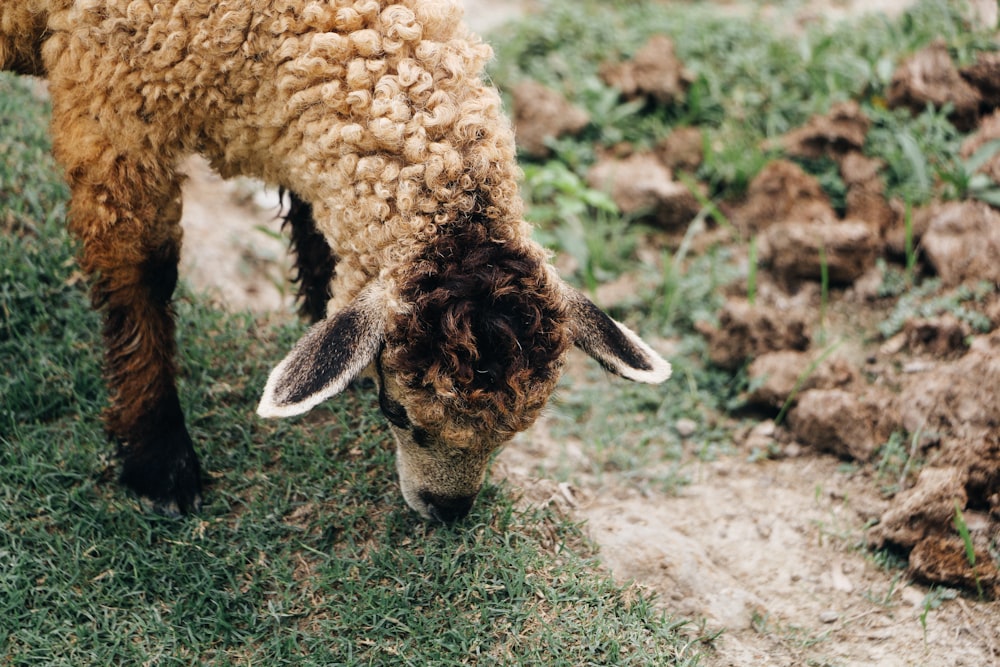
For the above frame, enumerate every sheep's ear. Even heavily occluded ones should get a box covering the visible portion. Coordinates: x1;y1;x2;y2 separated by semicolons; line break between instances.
257;287;386;418
565;286;671;384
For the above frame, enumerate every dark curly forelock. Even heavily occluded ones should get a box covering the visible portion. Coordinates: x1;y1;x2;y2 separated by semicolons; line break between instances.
384;220;570;436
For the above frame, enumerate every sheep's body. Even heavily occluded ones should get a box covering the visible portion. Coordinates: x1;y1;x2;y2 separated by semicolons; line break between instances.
3;0;670;522
33;0;525;311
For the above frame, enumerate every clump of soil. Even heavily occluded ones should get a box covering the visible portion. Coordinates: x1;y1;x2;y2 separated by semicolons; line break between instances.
654;126;704;174
585;151;701;230
511;80;590;158
744;349;857;409
920;200;1000;285
887;39;982;131
758;219;880;284
961;50;1000;110
598;34;692;106
730;160;837;233
699;299;811;370
774;100;870;160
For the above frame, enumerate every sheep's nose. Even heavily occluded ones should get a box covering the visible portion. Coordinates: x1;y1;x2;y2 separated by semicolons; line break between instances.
420;491;477;523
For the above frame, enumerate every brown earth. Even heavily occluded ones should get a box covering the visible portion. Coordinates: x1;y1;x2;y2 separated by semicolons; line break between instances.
177;1;1000;665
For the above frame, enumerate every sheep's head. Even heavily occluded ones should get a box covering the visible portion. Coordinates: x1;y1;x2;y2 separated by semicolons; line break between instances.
257;224;671;523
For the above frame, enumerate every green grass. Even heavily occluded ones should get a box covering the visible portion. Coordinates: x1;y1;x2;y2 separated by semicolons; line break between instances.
0;73;703;665
493;0;997;208
878;278;994;339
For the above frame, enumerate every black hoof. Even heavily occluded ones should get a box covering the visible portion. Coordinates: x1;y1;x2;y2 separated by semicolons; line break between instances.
119;426;203;516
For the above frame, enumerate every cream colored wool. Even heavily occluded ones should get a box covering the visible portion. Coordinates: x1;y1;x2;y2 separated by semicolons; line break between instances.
12;0;536;314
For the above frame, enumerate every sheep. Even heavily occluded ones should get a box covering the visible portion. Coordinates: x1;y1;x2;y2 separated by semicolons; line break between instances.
2;0;671;522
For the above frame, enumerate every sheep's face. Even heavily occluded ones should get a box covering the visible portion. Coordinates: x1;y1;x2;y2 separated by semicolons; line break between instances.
375;225;572;521
257;225;671;524
374;359;505;523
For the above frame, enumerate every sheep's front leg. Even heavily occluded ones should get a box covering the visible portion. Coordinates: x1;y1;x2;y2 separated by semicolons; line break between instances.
62;152;201;514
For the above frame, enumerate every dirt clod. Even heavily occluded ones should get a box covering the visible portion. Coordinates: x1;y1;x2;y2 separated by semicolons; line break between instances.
701;299;811;370
655;126;703;173
586;152;700;229
758;219;880;285
961;50;1000;111
908;534;1000;597
788;388;880;461
900;314;971;358
731;160;837;234
921;200;1000;285
745;350;857;409
841;151;900;237
887;39;982;131
870;466;1000;597
599;34;691;106
775;100;870;161
511;80;590;158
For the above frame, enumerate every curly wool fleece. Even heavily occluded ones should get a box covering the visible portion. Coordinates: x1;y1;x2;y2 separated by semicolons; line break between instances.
37;0;533;312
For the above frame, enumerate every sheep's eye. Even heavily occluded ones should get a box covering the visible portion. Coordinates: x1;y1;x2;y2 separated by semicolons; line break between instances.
378;386;410;429
412;427;430;448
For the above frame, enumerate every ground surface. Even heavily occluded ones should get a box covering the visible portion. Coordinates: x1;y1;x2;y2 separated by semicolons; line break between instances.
176;2;1000;666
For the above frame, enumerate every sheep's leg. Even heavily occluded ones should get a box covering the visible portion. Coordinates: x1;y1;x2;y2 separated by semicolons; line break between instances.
282;190;336;323
57;132;201;514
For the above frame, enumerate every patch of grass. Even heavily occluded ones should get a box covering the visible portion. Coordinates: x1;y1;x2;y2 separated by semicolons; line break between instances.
751;611;831;650
878;278;996;339
491;0;996;203
873;430;924;497
545;333;741;492
524;161;643;292
864;103;964;206
939;137;1000;206
0;71;702;666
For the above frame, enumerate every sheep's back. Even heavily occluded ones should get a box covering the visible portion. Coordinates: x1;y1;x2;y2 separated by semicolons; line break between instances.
39;0;527;310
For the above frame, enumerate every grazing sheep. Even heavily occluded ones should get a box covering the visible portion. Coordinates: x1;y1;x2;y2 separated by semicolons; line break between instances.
2;0;671;522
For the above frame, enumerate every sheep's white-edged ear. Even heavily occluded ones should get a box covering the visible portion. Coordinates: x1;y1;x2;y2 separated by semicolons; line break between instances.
257;286;387;418
565;285;672;384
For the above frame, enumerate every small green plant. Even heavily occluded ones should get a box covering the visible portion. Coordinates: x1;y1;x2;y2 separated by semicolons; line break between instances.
657;210;707;326
522;161;639;292
918;586;958;642
818;244;829;344
864;571;905;608
953;502;984;599
874;427;924;496
939;137;1000;206
878;279;995;339
865;104;963;207
902;200;917;284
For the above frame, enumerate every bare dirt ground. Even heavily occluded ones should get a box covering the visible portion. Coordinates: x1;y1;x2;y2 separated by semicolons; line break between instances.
178;2;1000;665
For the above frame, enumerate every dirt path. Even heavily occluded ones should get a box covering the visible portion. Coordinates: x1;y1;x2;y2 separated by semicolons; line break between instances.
498;443;999;666
177;2;1000;665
